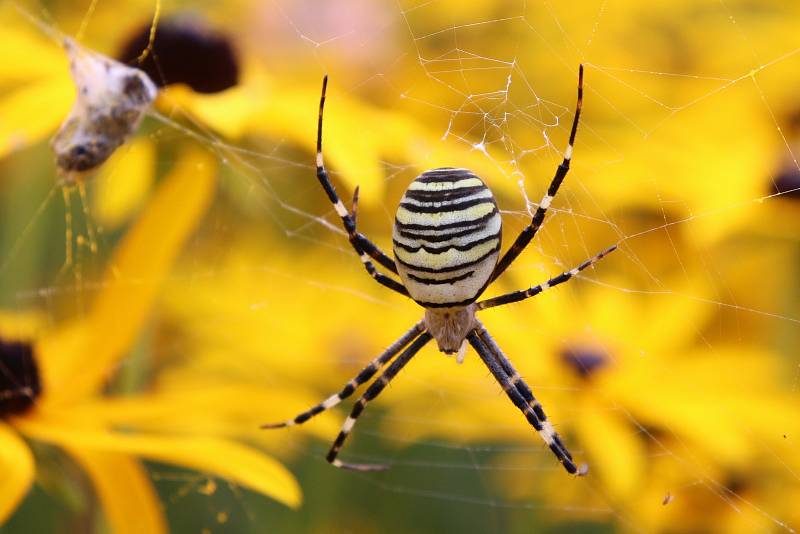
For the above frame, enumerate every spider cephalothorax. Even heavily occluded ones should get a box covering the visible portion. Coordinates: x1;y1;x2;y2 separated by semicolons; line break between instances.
423;305;478;354
263;67;617;476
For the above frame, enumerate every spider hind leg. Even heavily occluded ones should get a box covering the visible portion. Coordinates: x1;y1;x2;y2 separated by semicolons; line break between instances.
326;332;433;471
468;328;584;475
261;322;424;429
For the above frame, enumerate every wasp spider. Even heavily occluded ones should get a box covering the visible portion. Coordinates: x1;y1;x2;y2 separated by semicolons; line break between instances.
263;66;616;475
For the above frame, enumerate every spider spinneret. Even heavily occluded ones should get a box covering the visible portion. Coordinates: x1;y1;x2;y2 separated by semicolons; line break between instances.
263;66;617;476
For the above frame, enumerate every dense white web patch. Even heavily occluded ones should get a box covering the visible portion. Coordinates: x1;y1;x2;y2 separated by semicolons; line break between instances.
52;38;157;179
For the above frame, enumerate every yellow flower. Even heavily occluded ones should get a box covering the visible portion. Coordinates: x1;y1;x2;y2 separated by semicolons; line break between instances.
160;230;416;409
0;24;72;158
373;0;800;245
163;68;518;205
392;275;798;474
153;179;799;521
6;3;800;532
394;269;799;532
0;10;514;231
0;147;300;532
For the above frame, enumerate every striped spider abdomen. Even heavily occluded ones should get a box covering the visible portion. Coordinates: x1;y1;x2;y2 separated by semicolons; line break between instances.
392;168;502;309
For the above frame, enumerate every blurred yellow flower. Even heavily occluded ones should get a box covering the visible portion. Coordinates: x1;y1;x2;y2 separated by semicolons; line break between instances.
0;25;72;158
163;69;518;205
0;147;301;532
3;1;800;532
0;10;514;233
427;274;800;533
391;276;799;490
160;230;415;415
154;189;800;529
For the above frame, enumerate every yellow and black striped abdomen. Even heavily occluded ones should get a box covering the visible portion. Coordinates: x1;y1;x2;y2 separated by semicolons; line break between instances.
393;168;502;308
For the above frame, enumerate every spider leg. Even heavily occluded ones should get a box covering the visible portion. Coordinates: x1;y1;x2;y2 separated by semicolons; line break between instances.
347;184;391;272
467;330;583;475
475;324;585;474
315;76;407;296
350;185;360;226
477;244;616;311
490;65;584;283
327;331;433;471
261;321;424;429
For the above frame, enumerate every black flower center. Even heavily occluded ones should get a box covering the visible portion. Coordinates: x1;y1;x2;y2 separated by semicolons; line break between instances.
118;16;239;94
769;164;800;199
0;339;42;417
561;345;610;379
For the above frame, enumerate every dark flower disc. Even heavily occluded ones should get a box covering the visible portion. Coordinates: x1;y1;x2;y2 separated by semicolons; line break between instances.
769;164;800;200
560;345;610;379
0;339;42;417
118;16;239;94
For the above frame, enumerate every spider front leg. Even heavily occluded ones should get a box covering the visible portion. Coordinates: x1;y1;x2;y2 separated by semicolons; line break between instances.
468;330;583;475
478;244;616;311
315;75;408;297
490;65;584;283
327;332;433;471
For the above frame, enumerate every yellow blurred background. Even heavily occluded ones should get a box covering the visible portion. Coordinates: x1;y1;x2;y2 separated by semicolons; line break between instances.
1;0;800;533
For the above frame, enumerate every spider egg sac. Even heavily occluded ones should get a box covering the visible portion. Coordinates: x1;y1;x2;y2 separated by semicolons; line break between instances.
51;38;158;181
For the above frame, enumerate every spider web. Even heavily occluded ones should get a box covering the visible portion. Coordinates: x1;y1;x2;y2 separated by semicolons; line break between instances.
2;0;800;533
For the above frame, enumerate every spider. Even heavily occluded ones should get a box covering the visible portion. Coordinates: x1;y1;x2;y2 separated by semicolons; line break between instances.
263;65;617;475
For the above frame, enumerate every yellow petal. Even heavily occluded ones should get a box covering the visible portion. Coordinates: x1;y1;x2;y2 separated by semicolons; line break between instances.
93;138;156;229
609;348;800;466
36;320;87;400
284;89;384;203
576;402;645;501
0;26;66;84
48;147;216;402
160;83;257;140
0;309;45;340
66;383;341;444
253;84;518;204
168;70;518;205
0;422;34;524
17;418;301;509
165;74;386;202
0;76;73;159
66;449;166;534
